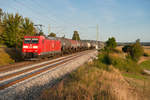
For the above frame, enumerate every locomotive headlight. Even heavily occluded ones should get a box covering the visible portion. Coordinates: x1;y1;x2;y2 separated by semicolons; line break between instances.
23;46;28;48
33;46;38;49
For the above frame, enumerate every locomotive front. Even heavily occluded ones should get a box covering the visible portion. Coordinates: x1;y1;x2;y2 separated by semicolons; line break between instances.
22;36;41;59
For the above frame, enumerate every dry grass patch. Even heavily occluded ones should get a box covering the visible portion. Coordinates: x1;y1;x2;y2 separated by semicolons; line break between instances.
40;63;141;100
143;46;150;55
116;46;123;52
124;75;150;100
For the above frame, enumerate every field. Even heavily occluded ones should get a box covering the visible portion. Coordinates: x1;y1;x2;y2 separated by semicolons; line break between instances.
143;46;150;55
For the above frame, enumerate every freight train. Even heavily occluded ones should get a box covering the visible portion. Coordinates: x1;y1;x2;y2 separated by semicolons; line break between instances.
22;35;98;59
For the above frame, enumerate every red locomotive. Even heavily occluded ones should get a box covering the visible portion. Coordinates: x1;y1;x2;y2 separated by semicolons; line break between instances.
22;36;61;59
22;35;96;59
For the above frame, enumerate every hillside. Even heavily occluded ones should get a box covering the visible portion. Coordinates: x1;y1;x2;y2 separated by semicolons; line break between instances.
40;46;150;100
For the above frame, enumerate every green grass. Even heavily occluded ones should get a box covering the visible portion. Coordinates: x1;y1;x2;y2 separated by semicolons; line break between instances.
140;60;150;70
123;73;147;80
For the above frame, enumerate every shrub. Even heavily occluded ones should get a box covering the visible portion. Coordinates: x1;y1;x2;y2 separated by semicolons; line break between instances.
105;37;117;52
97;52;143;74
130;40;144;61
122;40;144;61
143;52;149;57
122;45;132;53
111;57;143;74
98;52;112;65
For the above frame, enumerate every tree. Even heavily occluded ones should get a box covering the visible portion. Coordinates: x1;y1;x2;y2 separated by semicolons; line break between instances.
105;37;117;51
2;13;23;47
122;39;144;61
129;39;144;61
0;8;3;22
22;18;36;36
0;8;4;44
2;13;36;47
48;32;56;37
72;31;80;40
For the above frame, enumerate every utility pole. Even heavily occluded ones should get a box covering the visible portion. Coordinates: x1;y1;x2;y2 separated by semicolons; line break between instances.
96;24;99;41
96;24;99;49
48;24;50;34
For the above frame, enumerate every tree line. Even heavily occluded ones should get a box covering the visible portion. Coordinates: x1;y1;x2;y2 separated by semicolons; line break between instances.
0;8;36;48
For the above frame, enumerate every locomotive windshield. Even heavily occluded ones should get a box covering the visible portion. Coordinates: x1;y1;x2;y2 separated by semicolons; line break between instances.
24;38;31;44
24;38;39;44
31;38;39;44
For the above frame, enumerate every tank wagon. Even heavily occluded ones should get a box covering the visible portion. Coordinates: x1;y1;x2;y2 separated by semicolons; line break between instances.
22;35;97;59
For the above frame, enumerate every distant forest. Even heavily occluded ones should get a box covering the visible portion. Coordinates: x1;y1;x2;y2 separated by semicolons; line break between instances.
117;42;150;46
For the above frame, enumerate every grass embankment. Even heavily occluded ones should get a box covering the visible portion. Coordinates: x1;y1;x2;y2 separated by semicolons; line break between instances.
0;46;22;66
40;50;146;100
41;63;116;100
40;46;150;100
41;63;139;100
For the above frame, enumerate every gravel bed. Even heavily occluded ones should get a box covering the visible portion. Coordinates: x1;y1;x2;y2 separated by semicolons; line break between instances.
0;50;97;100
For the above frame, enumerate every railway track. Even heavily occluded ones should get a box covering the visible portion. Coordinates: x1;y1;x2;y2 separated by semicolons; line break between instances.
0;54;67;73
0;50;93;91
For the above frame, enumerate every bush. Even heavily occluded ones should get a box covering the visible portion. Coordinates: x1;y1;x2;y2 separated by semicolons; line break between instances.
122;40;144;61
93;59;109;71
122;45;132;53
97;52;143;74
130;40;144;61
105;37;117;52
98;52;112;65
143;52;149;57
111;57;143;74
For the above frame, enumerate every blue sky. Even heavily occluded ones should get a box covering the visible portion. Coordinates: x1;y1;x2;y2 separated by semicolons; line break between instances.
0;0;150;42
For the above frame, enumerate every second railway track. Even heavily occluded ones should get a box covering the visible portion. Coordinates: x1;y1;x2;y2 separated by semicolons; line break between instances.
0;50;93;91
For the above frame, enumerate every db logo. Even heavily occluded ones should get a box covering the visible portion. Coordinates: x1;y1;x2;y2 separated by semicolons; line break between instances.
29;44;32;48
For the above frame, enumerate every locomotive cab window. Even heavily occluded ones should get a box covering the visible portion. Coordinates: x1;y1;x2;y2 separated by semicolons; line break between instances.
24;38;31;44
31;38;39;44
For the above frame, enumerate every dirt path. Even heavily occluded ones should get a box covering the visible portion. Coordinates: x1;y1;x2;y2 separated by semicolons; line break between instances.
138;57;150;64
144;70;150;75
